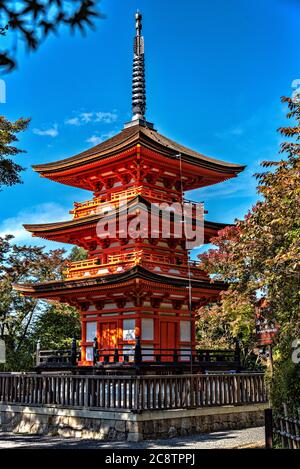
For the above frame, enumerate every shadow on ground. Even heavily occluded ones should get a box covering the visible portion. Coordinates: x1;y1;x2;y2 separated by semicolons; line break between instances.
0;427;264;449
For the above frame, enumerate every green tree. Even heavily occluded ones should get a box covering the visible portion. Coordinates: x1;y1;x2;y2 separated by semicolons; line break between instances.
28;246;86;353
68;246;88;262
270;321;300;412
0;234;68;369
0;0;102;73
0;239;85;370
32;302;80;350
0;115;30;190
198;96;300;405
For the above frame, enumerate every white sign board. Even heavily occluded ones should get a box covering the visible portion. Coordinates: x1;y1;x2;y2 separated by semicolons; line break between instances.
0;339;6;364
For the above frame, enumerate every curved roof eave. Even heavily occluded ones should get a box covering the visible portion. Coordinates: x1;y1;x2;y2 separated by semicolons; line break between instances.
12;265;227;295
32;126;246;175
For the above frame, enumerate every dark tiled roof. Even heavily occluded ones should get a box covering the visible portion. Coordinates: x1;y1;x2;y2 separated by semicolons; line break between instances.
24;217;227;235
32;125;245;173
23;195;229;234
13;266;226;294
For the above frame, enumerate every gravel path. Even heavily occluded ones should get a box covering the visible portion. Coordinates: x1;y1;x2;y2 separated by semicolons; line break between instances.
0;426;264;449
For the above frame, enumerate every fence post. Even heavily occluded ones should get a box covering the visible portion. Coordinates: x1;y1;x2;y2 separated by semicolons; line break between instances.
114;348;119;363
265;408;273;449
134;337;142;365
36;340;41;366
133;376;140;412
84;377;89;407
283;403;293;449
93;337;98;366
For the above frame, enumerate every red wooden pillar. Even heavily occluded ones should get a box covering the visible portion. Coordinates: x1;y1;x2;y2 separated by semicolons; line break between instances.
135;317;141;339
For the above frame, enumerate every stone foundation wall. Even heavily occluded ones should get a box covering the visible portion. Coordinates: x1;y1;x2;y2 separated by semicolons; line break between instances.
0;404;267;442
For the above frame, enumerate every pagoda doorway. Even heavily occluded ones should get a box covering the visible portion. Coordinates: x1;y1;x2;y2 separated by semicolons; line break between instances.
160;321;176;362
99;322;117;362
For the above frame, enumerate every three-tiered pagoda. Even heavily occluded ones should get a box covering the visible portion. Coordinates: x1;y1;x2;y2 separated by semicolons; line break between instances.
14;12;245;368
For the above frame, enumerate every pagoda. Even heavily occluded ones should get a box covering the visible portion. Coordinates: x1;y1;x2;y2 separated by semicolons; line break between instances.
14;12;245;368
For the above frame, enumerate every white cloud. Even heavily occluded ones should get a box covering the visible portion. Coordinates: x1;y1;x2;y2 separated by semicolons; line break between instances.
86;130;116;146
95;111;118;124
0;203;69;244
86;135;103;145
65;117;80;126
81;112;94;123
33;124;58;138
65;111;118;126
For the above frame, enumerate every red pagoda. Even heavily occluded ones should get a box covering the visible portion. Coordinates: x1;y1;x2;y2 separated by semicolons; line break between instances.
14;12;245;369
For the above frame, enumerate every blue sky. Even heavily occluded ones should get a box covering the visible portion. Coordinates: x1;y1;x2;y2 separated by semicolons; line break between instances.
1;0;300;257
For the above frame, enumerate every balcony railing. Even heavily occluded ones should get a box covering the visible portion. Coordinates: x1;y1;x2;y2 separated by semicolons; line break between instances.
64;252;206;280
35;340;240;370
93;346;240;367
70;187;184;219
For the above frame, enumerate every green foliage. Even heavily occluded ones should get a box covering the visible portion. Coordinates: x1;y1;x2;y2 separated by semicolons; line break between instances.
0;1;103;73
269;322;300;412
196;302;234;349
198;97;300;393
32;303;80;350
0;235;79;370
68;246;88;262
0;115;30;190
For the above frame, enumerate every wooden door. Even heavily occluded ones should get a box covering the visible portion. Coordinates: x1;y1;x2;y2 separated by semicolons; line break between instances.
160;321;176;362
99;322;117;362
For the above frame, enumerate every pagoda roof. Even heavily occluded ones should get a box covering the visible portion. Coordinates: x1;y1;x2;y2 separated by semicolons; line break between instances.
23;194;229;244
13;265;226;297
24;217;227;240
32;124;245;176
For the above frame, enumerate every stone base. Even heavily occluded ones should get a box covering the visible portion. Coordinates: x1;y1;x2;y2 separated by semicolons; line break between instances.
0;404;267;441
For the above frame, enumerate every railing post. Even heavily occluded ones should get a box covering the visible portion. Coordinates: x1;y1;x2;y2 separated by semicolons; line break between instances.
86;377;90;407
235;374;241;404
133;376;140;412
173;349;178;363
71;338;77;367
114;348;119;363
36;340;41;366
93;337;98;366
134;337;142;365
265;408;273;449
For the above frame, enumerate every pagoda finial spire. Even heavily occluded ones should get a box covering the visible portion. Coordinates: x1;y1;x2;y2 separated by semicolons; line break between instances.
132;10;146;121
135;9;142;36
124;11;154;130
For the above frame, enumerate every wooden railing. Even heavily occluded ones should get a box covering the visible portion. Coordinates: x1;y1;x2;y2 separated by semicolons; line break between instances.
70;188;139;218
38;350;80;367
93;346;240;367
36;343;240;369
0;373;267;411
64;252;206;280
70;187;185;219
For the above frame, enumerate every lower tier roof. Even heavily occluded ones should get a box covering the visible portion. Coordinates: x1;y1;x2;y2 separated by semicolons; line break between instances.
13;265;225;298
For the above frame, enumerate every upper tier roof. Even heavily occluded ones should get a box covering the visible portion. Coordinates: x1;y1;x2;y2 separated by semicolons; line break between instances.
32;124;245;176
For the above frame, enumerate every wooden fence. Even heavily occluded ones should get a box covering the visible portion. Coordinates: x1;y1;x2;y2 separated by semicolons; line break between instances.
273;404;300;449
0;372;266;411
